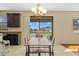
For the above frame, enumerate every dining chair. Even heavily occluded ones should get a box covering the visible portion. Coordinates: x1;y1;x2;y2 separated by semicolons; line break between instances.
0;33;10;56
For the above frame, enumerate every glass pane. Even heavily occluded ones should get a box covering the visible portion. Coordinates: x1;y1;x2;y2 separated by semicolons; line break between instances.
30;22;39;33
30;22;39;29
30;22;52;33
40;22;52;33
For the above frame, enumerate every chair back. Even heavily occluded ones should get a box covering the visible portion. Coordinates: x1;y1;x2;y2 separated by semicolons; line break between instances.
0;33;3;41
52;38;55;47
24;35;30;45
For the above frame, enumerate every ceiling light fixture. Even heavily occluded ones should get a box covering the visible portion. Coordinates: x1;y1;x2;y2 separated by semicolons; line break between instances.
32;4;47;16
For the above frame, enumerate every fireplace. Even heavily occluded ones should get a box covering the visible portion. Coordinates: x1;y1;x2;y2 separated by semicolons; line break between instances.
3;32;21;45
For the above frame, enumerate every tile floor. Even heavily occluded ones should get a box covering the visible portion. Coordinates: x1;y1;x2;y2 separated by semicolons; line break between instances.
0;44;78;56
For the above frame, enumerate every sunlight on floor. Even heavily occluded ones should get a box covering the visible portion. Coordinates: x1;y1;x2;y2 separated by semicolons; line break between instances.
61;44;79;54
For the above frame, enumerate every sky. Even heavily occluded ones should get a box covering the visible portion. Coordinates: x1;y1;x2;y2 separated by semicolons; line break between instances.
30;22;52;29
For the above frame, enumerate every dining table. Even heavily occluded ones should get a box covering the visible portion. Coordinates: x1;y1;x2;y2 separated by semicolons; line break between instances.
25;44;54;56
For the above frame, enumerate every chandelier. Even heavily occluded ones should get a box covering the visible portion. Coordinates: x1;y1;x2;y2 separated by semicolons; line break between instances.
32;4;47;16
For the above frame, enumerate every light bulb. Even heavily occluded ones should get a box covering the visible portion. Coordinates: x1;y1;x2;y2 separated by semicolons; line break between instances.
39;6;43;11
42;9;47;14
32;7;36;12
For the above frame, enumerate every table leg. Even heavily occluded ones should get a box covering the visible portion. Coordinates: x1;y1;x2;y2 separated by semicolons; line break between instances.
49;45;51;56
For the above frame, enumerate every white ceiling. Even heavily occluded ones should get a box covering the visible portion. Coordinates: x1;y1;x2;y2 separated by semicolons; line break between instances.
0;3;79;11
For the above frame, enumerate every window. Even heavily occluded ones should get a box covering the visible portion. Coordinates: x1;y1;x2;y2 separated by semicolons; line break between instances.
0;16;7;29
73;18;79;30
30;16;53;39
73;16;79;34
30;22;52;33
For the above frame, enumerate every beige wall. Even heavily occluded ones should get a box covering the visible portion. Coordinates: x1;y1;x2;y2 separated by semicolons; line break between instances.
0;11;79;44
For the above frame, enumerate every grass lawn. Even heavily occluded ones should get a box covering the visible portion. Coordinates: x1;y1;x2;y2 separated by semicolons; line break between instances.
31;32;52;34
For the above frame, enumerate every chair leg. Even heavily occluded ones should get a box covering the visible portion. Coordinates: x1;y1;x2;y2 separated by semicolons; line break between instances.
1;43;5;56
